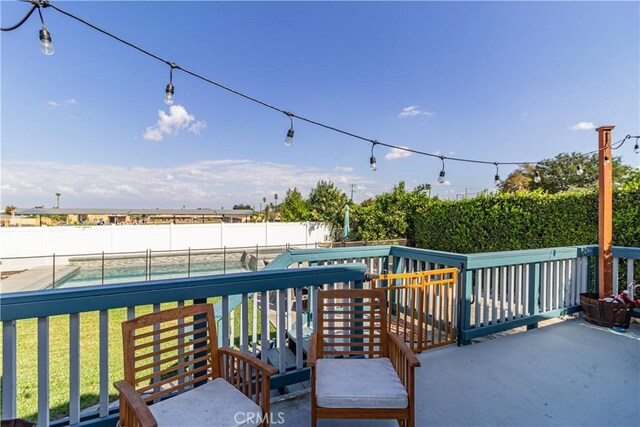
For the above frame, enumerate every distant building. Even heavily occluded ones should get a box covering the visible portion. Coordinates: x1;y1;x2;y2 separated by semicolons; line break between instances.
10;208;254;226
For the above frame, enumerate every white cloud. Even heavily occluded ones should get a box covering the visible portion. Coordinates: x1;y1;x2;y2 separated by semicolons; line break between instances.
398;105;434;118
143;105;206;141
385;147;413;160
188;120;207;135
1;159;384;207
335;166;354;172
47;98;77;108
569;121;595;131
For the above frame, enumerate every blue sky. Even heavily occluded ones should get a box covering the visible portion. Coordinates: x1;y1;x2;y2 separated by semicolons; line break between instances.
2;1;639;209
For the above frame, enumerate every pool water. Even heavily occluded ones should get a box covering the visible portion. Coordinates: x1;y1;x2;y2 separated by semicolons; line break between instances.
57;258;249;288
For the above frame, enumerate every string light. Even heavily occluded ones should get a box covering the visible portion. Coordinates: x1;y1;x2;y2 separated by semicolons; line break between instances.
437;157;446;184
164;63;177;105
603;156;610;165
533;169;541;183
370;141;378;172
284;112;294;147
37;4;54;55
634;138;639;154
494;163;501;187
5;1;638;185
576;164;584;176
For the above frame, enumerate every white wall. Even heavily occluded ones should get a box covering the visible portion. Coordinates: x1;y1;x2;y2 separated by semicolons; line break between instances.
0;222;330;269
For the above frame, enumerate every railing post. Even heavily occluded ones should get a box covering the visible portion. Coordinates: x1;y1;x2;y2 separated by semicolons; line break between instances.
223;246;227;274
101;251;105;284
37;316;50;426
459;266;473;346
52;253;56;289
527;263;540;330
187;247;191;278
2;321;17;420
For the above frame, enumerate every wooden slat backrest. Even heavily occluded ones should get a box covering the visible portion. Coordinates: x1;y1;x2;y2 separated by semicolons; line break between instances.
316;289;388;359
122;304;220;403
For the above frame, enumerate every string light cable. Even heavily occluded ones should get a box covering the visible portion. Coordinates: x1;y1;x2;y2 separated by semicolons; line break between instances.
0;0;38;32
6;1;639;180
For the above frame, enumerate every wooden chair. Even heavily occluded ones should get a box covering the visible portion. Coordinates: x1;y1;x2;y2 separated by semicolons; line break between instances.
114;304;278;427
308;289;421;427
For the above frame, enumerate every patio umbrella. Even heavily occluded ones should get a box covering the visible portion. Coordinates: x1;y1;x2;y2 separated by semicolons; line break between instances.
343;203;350;239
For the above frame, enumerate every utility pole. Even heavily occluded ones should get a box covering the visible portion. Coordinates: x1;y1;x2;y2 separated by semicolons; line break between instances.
55;192;61;209
348;184;356;201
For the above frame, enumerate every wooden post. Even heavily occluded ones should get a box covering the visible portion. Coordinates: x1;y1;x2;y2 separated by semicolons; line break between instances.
596;125;614;298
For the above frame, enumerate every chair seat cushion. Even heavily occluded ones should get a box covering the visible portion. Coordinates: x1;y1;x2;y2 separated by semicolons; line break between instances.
148;378;263;427
315;357;408;409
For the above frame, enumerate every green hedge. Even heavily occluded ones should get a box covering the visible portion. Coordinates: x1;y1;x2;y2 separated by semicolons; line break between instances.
414;189;640;254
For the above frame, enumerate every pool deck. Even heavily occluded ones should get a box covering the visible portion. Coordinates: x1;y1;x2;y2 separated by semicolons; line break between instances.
273;317;640;426
0;265;79;294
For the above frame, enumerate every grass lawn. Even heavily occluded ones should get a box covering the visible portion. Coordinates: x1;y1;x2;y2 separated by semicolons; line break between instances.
0;298;275;422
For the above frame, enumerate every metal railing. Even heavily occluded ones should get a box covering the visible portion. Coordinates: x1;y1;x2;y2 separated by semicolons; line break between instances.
0;241;407;293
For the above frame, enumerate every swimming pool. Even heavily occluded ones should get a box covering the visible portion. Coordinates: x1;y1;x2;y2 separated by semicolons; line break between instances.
56;255;249;288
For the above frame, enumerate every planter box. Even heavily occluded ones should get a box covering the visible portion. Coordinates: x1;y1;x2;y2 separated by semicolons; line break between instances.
580;293;633;329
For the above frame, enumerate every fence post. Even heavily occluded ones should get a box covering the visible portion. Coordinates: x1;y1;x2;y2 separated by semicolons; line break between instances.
527;262;541;330
188;247;191;278
255;244;259;271
52;253;56;289
101;251;105;285
223;246;227;274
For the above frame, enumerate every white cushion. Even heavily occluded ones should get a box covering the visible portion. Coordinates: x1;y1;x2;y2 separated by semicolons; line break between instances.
148;377;263;427
315;357;408;409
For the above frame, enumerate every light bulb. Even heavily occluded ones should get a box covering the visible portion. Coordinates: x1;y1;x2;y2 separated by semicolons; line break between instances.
604;156;610;165
284;128;294;147
533;171;541;183
437;170;446;184
39;27;54;56
494;174;501;186
164;83;174;105
576;165;584;176
634;140;639;154
370;155;377;171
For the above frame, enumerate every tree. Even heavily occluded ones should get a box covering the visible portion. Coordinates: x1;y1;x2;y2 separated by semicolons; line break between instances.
351;182;430;243
500;152;635;193
232;204;253;210
4;205;16;215
308;180;348;238
279;188;310;222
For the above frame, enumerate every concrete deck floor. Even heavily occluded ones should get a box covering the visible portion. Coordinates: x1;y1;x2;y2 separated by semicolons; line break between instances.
274;317;640;426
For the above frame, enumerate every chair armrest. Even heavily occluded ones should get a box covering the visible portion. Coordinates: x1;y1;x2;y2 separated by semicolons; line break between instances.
219;347;278;376
219;347;276;423
388;333;421;368
114;380;157;427
307;333;318;367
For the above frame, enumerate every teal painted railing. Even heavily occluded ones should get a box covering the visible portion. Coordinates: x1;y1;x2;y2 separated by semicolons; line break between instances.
268;245;602;343
1;265;365;427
